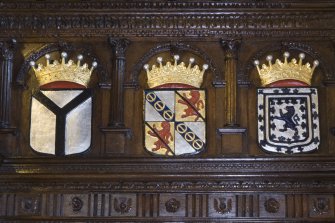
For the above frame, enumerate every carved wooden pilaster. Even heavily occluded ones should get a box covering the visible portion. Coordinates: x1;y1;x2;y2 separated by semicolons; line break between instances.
101;38;131;154
221;39;240;127
108;38;130;128
218;39;246;153
0;39;16;134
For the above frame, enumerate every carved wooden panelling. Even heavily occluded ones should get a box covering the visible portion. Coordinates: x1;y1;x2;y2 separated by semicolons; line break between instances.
0;0;335;222
1;192;335;221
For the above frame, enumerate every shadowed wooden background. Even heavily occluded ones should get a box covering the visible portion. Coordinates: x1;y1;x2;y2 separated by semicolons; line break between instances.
0;1;335;222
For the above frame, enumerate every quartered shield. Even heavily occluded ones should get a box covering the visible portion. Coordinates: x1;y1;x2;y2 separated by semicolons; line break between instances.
257;87;320;154
30;89;92;156
144;89;206;156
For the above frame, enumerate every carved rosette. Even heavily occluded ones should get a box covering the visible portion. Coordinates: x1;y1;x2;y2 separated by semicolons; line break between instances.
71;196;83;212
264;197;280;213
165;198;181;213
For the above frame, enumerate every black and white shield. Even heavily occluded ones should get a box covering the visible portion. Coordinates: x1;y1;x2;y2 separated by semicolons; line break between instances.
30;89;92;156
257;88;320;154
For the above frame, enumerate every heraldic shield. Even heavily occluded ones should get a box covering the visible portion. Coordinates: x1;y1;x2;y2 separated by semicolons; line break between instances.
143;55;208;156
254;51;320;154
144;89;206;156
30;89;92;155
29;52;97;156
257;88;320;154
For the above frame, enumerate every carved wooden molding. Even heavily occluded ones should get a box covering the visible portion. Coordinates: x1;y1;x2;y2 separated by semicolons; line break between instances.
0;11;334;38
2;157;335;177
1;180;335;193
3;1;334;11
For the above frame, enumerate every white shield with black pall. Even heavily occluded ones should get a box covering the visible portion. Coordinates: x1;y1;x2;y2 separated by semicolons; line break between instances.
29;52;97;156
30;89;92;155
257;88;320;154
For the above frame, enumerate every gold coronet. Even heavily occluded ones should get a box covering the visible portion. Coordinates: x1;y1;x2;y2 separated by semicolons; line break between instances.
254;52;319;86
144;55;208;88
30;52;97;87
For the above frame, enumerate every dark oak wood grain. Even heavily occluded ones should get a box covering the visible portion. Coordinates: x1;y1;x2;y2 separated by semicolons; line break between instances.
0;0;334;222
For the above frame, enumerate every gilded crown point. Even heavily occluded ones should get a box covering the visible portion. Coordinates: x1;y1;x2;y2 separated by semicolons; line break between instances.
30;52;96;88
144;56;207;88
61;52;68;58
283;52;290;58
255;52;317;86
299;53;305;59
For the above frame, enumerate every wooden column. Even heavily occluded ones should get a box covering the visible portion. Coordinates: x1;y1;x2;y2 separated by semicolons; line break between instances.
218;39;247;153
0;39;16;133
101;38;131;154
221;39;240;127
108;38;130;128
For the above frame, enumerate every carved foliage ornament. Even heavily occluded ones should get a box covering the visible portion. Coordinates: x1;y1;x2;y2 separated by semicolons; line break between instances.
313;197;330;215
19;196;41;215
114;197;132;214
214;197;232;215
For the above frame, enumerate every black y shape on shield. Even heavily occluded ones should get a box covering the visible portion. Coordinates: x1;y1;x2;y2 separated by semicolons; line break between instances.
33;89;92;156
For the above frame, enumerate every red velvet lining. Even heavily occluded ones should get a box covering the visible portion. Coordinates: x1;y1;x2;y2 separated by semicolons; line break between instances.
40;81;86;89
155;83;196;89
266;79;309;87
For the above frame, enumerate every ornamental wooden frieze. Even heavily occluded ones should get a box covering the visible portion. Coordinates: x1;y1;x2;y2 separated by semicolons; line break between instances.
29;52;97;156
254;52;320;154
143;55;208;156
